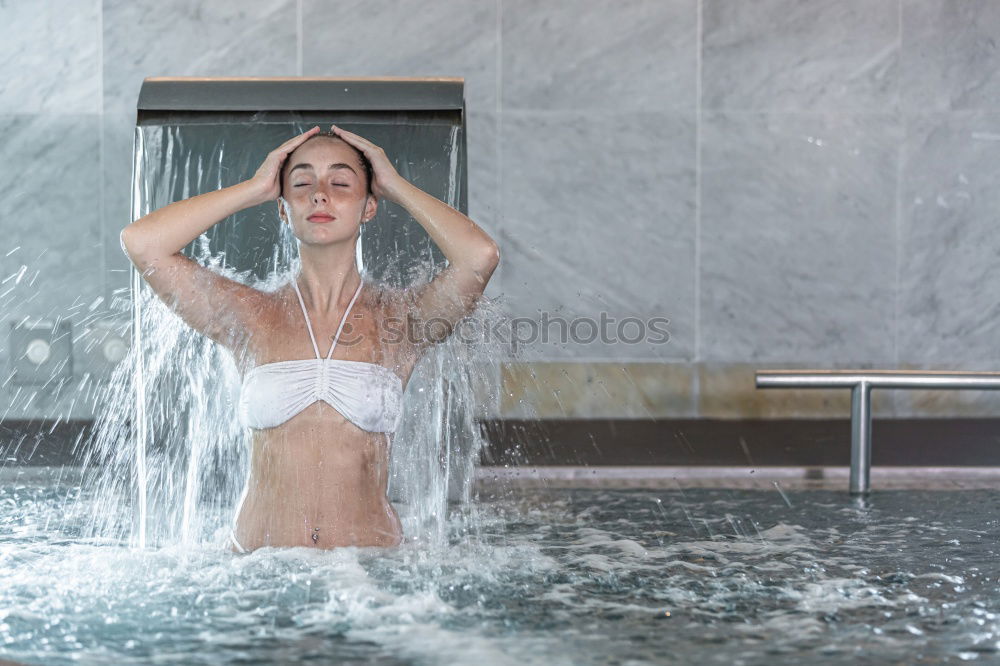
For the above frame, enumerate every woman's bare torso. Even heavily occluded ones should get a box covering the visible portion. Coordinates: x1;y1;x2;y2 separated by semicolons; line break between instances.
230;282;419;551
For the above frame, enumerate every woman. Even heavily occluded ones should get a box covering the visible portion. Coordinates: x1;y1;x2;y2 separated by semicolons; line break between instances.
120;124;500;552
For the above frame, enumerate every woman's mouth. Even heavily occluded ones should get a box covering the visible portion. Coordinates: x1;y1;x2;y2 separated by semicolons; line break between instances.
307;214;335;223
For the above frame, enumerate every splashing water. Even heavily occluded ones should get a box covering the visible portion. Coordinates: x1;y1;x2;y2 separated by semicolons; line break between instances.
5;480;1000;664
70;120;517;553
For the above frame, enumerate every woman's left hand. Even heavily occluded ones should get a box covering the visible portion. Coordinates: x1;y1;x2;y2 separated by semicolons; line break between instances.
330;124;407;201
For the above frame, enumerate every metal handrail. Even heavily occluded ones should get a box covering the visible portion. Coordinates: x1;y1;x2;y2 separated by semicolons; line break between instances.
755;369;1000;495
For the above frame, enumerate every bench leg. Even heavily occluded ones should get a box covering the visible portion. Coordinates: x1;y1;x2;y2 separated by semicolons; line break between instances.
850;381;872;495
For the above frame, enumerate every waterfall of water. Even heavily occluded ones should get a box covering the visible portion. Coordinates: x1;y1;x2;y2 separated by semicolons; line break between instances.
75;121;512;551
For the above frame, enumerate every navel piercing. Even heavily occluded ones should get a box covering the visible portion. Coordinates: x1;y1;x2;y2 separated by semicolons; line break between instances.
312;527;320;543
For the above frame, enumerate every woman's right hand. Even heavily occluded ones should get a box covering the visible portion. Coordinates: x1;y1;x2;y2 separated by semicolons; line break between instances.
246;126;322;204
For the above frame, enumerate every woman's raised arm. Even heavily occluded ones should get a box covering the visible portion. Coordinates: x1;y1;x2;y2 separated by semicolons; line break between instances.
327;125;500;351
119;126;322;350
119;179;265;272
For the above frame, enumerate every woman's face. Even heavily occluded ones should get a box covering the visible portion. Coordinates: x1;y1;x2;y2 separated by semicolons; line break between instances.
278;137;375;245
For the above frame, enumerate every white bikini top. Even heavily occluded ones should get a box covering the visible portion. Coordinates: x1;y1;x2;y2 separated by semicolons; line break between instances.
237;278;404;433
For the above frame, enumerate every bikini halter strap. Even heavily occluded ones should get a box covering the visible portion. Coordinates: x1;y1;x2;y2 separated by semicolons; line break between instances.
291;278;364;360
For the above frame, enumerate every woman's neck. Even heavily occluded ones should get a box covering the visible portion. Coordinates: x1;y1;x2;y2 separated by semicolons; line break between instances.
296;241;362;314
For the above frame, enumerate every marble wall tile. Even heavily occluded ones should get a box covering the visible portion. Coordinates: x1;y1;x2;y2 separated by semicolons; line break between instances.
501;361;696;419
101;112;136;300
703;0;899;111
0;112;103;381
899;112;1000;364
499;110;695;361
0;0;100;114
102;0;297;116
700;112;900;362
11;0;1000;427
466;110;503;300
0;114;103;315
302;0;497;113
902;0;1000;112
501;0;696;112
894;390;1000;418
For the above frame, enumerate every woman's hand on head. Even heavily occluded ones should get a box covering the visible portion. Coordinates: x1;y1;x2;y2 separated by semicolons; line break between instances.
329;124;406;201
247;126;322;205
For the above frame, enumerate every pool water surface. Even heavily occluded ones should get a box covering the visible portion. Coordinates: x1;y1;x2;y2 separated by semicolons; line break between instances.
1;474;999;665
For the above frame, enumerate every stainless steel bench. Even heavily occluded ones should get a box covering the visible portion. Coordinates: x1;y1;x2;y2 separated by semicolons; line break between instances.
754;370;1000;494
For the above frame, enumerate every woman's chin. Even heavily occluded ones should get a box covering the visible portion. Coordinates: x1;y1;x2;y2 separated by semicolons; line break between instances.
296;230;359;247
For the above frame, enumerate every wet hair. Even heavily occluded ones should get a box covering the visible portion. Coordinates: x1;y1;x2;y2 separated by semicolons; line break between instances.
279;130;374;198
